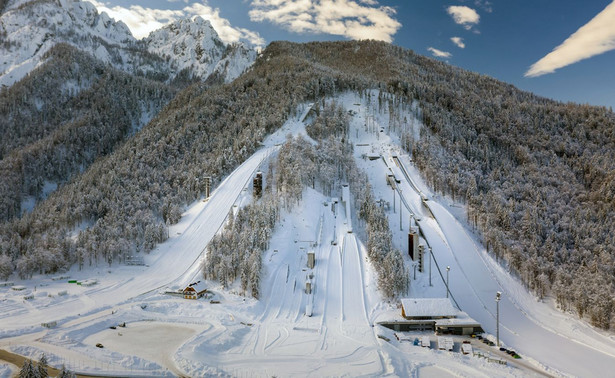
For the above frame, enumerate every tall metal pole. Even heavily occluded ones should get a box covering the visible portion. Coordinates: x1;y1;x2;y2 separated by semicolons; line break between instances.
446;266;450;298
496;291;501;347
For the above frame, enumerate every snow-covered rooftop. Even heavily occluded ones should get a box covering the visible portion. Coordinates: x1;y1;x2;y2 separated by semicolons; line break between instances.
435;317;482;327
401;297;459;318
184;281;206;293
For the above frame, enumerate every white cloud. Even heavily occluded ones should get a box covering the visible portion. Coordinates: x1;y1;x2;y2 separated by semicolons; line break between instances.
446;5;479;30
428;47;452;58
248;0;401;43
525;1;615;77
90;1;265;46
451;36;465;48
90;1;183;39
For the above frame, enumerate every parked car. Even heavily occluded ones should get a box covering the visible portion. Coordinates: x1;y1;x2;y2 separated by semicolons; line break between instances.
96;343;104;348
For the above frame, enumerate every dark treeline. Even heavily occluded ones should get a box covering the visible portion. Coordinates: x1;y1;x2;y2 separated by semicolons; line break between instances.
1;40;613;328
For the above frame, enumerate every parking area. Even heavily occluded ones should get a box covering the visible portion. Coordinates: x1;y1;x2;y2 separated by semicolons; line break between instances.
395;332;550;377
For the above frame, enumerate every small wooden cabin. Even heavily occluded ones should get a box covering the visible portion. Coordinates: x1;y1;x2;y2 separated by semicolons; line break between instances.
183;281;207;300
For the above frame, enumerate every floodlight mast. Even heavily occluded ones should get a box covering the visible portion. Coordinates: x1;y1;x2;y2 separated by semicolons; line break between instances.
496;291;502;347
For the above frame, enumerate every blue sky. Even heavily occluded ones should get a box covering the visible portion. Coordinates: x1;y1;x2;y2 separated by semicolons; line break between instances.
91;0;615;109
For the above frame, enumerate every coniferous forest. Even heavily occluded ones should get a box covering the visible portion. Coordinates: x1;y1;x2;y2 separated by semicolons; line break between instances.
204;102;408;299
0;40;614;329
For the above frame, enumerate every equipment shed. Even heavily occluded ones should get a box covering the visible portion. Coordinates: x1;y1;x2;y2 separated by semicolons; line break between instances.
379;297;484;335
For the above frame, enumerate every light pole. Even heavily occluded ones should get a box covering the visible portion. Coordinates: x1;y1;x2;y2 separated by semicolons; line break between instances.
446;266;450;298
496;291;502;347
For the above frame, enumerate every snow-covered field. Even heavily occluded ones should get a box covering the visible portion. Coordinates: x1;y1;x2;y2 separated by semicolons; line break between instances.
1;93;614;377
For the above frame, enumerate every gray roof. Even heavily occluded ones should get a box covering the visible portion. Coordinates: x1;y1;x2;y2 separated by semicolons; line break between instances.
401;297;459;318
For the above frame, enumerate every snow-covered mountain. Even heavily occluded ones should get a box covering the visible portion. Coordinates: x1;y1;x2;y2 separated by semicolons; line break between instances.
213;42;258;83
0;0;256;87
0;0;138;87
144;16;255;83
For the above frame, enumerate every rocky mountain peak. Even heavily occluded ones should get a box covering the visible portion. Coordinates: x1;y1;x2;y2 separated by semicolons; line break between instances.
0;1;256;87
144;16;228;79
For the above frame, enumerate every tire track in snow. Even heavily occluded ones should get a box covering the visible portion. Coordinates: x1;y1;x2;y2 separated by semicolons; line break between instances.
258;263;287;323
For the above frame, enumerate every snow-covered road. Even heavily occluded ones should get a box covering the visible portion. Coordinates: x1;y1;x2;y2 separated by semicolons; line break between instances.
0;146;275;331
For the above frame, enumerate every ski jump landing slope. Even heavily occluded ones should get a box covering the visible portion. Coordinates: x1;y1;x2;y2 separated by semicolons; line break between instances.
387;139;615;378
342;89;615;378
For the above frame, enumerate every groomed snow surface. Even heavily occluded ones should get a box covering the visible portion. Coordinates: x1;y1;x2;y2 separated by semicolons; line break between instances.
1;94;614;377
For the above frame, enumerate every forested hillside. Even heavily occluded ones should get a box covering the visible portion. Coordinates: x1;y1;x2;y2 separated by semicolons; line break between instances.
0;41;362;279
283;41;615;328
403;55;615;329
0;44;176;222
0;40;613;329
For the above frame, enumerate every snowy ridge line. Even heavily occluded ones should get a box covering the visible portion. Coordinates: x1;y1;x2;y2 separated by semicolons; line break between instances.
439;201;615;360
